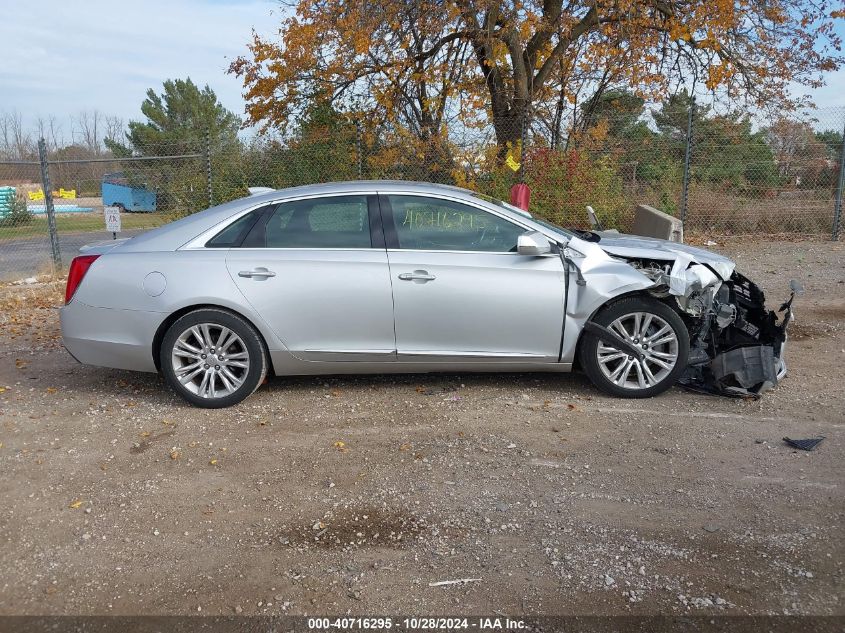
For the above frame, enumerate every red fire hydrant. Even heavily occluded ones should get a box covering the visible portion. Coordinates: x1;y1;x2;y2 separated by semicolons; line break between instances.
510;183;531;211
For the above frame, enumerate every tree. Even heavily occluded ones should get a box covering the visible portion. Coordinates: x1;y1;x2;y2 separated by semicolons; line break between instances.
230;0;843;153
104;79;241;214
0;110;34;160
230;2;470;168
653;92;778;190
766;119;839;188
107;78;240;156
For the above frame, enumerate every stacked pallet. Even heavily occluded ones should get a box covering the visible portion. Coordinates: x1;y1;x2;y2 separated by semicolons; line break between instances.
0;186;14;218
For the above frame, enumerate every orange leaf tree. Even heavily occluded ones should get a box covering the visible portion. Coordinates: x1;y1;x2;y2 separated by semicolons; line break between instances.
230;0;843;154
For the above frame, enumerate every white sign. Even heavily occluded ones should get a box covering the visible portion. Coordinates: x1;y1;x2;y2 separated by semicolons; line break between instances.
104;206;121;233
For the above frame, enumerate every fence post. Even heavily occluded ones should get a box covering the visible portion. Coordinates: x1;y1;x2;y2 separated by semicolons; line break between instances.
833;121;845;241
680;97;695;225
355;119;363;180
37;138;62;275
205;129;213;208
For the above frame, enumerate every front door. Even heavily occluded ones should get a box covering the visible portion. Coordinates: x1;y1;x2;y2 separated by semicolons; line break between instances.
226;194;396;362
380;194;566;363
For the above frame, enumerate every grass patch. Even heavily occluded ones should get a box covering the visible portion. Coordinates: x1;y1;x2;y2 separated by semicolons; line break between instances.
0;212;167;240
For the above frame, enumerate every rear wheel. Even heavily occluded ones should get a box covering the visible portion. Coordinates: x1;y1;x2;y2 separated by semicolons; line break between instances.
161;308;267;408
579;296;689;398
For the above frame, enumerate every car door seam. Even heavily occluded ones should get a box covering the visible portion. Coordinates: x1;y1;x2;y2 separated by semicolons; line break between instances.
376;193;400;357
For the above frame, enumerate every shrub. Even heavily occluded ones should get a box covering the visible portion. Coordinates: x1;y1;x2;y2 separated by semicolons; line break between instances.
523;148;630;230
0;195;34;227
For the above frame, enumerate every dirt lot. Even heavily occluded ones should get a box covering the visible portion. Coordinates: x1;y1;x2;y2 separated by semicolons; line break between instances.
0;238;842;618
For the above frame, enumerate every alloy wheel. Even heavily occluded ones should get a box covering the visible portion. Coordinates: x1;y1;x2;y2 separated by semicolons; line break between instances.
170;323;251;399
595;311;679;390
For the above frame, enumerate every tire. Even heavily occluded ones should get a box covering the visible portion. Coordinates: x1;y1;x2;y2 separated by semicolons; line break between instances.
161;308;267;408
579;295;689;398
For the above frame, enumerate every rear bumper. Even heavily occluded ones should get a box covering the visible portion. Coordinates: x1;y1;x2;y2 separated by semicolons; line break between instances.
60;301;165;373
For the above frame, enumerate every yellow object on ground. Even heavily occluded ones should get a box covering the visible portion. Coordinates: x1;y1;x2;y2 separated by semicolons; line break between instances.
27;189;76;201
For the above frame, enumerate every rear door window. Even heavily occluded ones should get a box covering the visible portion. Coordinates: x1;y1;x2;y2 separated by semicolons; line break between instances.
253;196;372;248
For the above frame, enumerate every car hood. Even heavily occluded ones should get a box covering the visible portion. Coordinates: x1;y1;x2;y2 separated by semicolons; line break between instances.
593;232;735;280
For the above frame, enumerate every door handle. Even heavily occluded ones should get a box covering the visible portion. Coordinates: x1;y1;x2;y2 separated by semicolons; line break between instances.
398;270;436;282
238;268;276;279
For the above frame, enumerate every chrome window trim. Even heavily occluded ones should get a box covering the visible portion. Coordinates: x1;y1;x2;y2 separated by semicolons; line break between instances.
387;249;525;256
232;247;383;252
182;187;561;252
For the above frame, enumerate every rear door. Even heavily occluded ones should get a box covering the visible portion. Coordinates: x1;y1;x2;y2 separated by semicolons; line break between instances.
225;193;396;362
380;193;566;363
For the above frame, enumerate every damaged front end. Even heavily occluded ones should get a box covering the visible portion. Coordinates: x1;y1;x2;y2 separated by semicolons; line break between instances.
626;256;796;398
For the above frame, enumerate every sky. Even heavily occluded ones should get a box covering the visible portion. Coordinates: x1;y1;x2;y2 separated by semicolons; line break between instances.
0;0;278;137
0;0;843;140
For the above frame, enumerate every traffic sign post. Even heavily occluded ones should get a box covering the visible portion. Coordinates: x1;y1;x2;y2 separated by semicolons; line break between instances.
104;206;121;239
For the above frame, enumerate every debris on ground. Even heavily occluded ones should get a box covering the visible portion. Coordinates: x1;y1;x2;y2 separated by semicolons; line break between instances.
783;437;825;451
428;578;482;587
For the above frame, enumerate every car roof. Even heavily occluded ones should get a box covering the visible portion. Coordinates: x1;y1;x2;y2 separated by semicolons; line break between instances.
117;181;496;252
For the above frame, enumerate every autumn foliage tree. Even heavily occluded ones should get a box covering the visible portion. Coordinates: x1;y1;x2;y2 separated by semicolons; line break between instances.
230;0;843;155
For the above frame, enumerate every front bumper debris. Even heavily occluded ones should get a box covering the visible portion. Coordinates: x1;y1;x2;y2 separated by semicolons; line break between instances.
678;272;794;399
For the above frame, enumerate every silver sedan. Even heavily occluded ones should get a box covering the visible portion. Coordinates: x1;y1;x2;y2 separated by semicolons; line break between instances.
60;181;792;407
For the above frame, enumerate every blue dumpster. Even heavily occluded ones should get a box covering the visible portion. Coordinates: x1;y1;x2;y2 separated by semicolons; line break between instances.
102;172;157;212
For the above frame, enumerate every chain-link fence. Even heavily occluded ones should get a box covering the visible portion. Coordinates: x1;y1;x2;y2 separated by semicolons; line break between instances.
0;140;207;281
1;104;843;282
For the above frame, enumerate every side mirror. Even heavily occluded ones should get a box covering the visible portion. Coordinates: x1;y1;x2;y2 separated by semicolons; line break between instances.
517;230;553;256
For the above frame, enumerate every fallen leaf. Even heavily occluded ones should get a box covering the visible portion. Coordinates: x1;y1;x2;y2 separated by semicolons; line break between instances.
69;500;83;509
333;441;347;452
140;431;151;438
567;403;582;412
331;389;342;397
0;387;6;393
46;387;57;394
209;459;218;465
170;448;182;460
399;443;412;451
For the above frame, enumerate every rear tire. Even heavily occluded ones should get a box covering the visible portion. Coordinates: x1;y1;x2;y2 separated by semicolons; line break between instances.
161;308;267;408
579;296;689;398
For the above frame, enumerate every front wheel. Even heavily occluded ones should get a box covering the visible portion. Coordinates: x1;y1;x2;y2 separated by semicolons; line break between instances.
579;296;689;398
161;308;267;408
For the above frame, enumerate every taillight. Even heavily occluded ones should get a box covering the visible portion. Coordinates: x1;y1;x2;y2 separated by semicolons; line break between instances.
65;255;100;304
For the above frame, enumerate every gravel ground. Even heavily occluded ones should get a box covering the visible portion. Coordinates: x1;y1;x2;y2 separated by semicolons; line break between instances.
0;238;842;617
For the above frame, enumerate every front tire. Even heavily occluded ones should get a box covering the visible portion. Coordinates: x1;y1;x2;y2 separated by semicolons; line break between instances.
161;308;267;408
579;296;689;398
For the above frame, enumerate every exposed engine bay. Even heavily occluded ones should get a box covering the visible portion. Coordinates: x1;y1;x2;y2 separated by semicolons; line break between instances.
623;255;796;398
